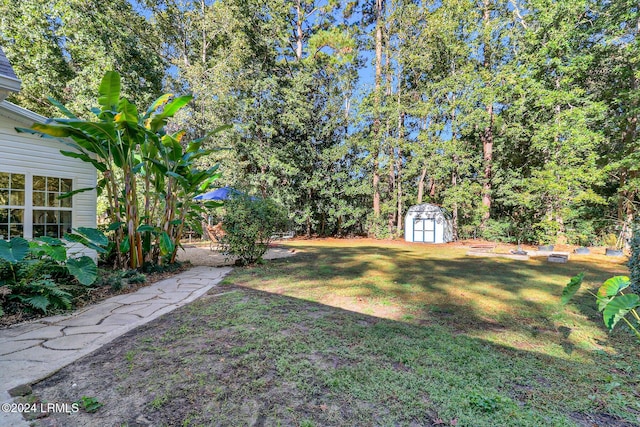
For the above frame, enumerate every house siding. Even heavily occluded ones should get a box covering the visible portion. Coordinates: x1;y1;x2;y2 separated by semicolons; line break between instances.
0;111;98;259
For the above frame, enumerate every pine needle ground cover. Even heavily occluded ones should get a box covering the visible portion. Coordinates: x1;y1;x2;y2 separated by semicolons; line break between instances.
28;240;639;426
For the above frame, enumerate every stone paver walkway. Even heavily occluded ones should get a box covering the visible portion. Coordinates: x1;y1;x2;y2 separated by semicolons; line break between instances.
0;265;232;426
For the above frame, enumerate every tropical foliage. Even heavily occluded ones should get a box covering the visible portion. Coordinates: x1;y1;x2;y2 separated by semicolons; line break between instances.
562;273;640;340
0;229;107;314
18;71;227;269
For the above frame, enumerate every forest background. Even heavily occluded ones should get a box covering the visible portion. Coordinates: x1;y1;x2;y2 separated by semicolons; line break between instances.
1;0;638;245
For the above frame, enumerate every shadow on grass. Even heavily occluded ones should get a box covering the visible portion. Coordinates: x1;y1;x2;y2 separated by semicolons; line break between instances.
29;283;640;427
232;244;633;362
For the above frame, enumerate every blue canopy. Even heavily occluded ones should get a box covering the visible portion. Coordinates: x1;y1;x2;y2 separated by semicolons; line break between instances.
193;186;246;201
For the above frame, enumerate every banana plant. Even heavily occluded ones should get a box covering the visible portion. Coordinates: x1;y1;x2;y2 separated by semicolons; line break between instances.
17;71;227;269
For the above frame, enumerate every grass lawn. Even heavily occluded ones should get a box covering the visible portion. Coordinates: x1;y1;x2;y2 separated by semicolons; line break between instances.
29;239;639;426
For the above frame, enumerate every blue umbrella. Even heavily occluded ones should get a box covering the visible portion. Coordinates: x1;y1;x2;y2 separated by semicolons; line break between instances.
193;186;246;201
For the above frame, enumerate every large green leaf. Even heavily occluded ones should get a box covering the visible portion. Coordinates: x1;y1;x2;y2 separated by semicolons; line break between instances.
107;221;124;231
597;276;630;312
65;228;108;254
115;98;140;124
137;224;158;233
30;238;67;262
120;236;130;253
0;238;30;264
602;294;640;330
58;187;97;200
61;121;117;144
148;95;192;131
47;97;77;119
159;232;175;256
98;71;121;112
24;123;71;138
561;273;584;305
143;93;172;119
60;151;108;172
66;256;98;286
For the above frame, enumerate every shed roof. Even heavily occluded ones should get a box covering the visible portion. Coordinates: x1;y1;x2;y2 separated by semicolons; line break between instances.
407;203;445;213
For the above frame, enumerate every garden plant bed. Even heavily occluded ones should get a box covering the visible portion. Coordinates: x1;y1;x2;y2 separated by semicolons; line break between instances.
21;240;639;426
0;263;190;329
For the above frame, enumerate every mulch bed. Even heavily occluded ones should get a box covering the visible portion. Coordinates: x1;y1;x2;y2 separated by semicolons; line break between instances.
0;263;191;329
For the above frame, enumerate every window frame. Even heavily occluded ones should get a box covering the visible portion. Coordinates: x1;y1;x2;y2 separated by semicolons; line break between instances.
0;170;25;240
0;168;75;240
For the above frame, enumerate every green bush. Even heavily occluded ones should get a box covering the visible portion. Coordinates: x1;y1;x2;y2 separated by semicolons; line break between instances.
220;195;287;265
480;219;515;243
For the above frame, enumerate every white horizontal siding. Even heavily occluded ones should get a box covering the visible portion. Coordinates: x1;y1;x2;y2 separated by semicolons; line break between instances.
0;113;98;259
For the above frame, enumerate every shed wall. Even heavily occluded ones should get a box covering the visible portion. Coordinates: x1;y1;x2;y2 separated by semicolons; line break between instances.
404;204;453;244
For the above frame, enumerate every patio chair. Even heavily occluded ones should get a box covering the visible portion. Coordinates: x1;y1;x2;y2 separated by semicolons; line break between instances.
205;223;227;251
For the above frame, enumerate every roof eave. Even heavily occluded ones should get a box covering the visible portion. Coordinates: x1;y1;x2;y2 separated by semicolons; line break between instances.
0;100;47;125
0;75;21;101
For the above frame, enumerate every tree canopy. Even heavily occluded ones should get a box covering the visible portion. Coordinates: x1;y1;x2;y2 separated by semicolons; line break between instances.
2;0;638;245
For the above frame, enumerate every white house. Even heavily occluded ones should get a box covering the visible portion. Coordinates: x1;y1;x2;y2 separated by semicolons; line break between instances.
404;203;454;244
0;47;97;257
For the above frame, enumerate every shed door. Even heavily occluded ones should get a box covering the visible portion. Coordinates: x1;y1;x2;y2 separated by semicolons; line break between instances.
413;218;435;243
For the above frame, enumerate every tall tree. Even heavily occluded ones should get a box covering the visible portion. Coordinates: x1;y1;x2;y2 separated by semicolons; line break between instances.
0;0;164;116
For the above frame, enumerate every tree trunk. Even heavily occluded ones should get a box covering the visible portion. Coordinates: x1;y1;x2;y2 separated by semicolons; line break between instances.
417;165;428;204
480;0;494;229
372;0;384;218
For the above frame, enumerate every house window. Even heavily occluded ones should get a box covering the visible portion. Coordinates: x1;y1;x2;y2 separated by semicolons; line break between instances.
33;176;73;238
0;172;25;239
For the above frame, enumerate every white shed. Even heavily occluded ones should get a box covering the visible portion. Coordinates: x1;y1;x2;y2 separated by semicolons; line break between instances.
404;203;454;244
0;47;97;258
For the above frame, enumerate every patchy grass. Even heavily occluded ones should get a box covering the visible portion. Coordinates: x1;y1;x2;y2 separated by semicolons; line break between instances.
29;239;640;426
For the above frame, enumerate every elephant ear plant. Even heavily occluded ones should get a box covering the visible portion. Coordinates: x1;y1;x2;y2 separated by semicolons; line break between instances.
16;71;228;269
0;229;107;314
562;273;640;340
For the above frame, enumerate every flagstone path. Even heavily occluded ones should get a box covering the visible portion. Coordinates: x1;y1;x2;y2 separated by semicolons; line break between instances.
0;265;232;426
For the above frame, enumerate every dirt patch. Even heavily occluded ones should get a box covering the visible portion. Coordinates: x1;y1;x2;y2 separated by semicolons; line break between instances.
23;287;444;426
569;411;638;427
176;244;297;267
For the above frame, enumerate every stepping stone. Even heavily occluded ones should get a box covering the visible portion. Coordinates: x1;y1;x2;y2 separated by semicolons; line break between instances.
110;293;159;304
548;253;569;263
2;346;69;362
99;313;142;326
44;333;104;350
123;303;172;318
112;303;153;314
9;326;64;340
0;339;44;356
62;324;121;335
56;303;123;327
0;323;48;338
156;291;194;301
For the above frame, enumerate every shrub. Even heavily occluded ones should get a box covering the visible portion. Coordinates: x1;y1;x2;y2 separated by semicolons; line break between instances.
480;219;515;243
220;195;287;265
